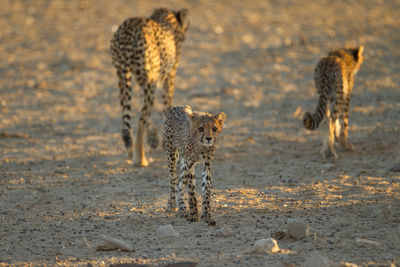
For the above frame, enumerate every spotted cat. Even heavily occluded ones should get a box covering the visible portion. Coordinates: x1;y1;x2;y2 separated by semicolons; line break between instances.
110;8;189;167
304;46;364;158
164;105;226;225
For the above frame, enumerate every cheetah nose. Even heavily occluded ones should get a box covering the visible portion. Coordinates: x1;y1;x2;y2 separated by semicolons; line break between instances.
206;137;212;142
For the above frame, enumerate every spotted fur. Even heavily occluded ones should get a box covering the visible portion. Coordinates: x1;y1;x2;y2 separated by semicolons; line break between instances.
110;8;189;167
164;105;226;226
303;46;364;158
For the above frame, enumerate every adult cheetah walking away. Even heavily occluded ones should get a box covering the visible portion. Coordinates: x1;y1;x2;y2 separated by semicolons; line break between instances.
303;46;364;159
110;8;189;167
164;105;226;226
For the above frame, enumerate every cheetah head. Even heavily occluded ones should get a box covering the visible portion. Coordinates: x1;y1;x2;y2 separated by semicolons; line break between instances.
151;8;189;42
190;112;226;147
346;45;364;74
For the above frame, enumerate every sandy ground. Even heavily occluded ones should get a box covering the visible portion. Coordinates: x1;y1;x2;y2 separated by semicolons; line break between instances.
1;0;400;266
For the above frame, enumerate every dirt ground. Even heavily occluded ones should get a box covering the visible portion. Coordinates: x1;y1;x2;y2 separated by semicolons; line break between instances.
1;0;399;266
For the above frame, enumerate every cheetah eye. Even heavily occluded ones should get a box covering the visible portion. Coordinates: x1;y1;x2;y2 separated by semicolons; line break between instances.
198;127;204;132
212;127;218;132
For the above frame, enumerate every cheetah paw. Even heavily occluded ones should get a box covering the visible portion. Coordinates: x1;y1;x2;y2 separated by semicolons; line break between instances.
339;139;355;151
133;157;149;167
186;214;199;222
201;214;216;226
187;213;199;222
177;209;188;219
166;199;177;212
128;150;134;159
321;148;338;159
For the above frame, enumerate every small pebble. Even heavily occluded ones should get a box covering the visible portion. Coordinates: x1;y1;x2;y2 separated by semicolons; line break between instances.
287;218;310;239
212;226;233;237
251;238;279;254
157;224;179;238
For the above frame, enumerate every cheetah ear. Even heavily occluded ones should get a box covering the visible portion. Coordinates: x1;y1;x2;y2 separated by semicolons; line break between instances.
358;45;364;58
215;112;226;127
183;105;193;116
184;105;195;126
353;45;364;62
176;9;189;27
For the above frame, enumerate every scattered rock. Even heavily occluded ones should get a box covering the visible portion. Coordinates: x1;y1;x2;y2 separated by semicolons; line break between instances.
389;163;400;172
251;238;279;254
287;218;310;239
303;254;333;267
355;238;382;247
157;224;179;238
96;234;134;252
212;226;233;237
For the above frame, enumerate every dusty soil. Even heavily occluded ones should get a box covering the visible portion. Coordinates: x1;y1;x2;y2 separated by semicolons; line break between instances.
1;0;399;266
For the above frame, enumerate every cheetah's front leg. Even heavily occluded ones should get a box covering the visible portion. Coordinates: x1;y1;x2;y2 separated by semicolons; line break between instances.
201;160;216;226
186;165;199;222
176;159;190;218
166;148;178;211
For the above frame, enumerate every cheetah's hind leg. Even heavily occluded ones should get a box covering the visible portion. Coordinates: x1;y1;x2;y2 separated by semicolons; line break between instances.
321;117;338;159
133;80;156;167
165;146;178;212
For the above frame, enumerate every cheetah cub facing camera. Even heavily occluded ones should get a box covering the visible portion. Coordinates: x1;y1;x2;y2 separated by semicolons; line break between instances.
164;105;226;226
110;8;189;167
304;46;364;159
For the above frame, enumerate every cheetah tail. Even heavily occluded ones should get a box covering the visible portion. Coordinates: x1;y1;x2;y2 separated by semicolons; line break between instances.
303;94;327;130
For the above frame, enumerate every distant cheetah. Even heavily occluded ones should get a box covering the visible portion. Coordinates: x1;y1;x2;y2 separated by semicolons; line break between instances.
304;46;364;158
164;105;226;226
110;8;189;167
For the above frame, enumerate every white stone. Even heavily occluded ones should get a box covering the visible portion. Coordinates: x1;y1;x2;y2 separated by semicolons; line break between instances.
355;238;381;247
95;234;134;252
287;218;310;239
252;238;279;254
157;224;179;238
322;163;334;169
